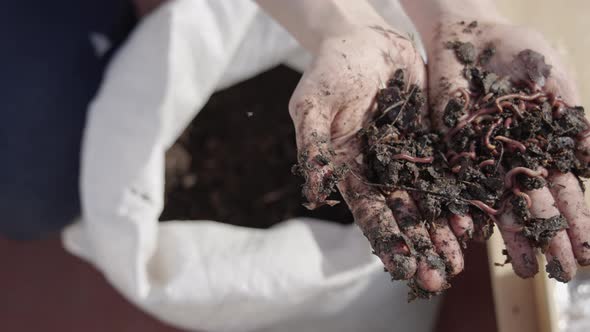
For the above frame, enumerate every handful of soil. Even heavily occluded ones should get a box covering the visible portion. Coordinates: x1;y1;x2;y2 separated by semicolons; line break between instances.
321;43;590;296
441;43;590;251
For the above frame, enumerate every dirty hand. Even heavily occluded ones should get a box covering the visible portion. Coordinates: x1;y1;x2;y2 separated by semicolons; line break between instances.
257;0;463;294
402;0;590;281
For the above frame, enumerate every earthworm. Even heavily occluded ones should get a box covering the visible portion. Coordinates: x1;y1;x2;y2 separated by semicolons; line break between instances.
448;143;477;165
484;119;503;150
579;129;590;139
454;87;471;112
482;92;494;103
474;115;495;124
445;107;497;140
504;166;548;189
478;159;495;168
392;154;434;163
527;138;540;148
518;100;526;113
494;136;527;153
512;187;532;208
499;101;524;118
449;151;476;165
451;165;462;173
468;200;501;215
504;117;513;129
495;92;545;113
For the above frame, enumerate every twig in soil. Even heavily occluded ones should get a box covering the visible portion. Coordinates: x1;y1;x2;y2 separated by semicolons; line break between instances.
494;143;504;174
394;85;418;125
376;100;403;121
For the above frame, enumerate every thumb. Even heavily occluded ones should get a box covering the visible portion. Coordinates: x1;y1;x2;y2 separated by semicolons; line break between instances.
289;95;340;209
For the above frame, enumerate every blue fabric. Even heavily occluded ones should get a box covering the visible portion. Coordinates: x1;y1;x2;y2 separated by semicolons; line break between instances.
0;1;136;239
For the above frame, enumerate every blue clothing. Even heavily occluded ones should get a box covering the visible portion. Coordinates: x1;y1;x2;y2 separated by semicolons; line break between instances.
0;1;136;239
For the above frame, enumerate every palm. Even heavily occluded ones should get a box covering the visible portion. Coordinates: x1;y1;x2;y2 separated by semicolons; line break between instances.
427;19;590;280
290;26;465;294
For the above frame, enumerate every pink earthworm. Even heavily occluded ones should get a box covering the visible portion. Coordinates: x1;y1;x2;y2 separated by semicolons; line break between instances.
494;136;527;153
468;200;501;215
478;159;496;168
448;151;476;165
480;92;494;104
495;92;545;113
484;119;503;150
392;154;434;163
504;117;513;129
499;101;523;118
454;87;472;111
579;129;590;139
512;187;532;208
504;166;548;189
445;107;498;141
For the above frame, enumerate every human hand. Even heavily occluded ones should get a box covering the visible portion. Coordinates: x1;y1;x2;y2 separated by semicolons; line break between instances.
402;0;590;281
288;24;470;295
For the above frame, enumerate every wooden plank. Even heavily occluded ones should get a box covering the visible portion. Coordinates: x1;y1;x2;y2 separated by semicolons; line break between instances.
487;232;540;332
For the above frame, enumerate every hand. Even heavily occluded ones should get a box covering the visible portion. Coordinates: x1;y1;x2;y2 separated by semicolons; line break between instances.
289;25;466;294
409;4;590;280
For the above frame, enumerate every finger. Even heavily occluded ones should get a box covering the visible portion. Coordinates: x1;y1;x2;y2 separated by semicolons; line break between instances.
549;172;590;265
527;188;577;282
498;208;539;278
289;97;336;209
449;214;475;244
386;190;448;292
544;80;590;166
430;218;464;276
338;174;417;280
425;34;473;132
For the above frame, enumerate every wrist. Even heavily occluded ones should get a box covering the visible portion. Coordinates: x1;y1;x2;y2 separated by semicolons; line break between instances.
256;0;388;54
400;0;508;49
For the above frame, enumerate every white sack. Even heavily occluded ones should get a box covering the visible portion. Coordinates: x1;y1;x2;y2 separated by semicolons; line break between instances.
63;0;438;331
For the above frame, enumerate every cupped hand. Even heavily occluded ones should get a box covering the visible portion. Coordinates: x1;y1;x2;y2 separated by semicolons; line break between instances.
290;25;465;294
426;18;590;281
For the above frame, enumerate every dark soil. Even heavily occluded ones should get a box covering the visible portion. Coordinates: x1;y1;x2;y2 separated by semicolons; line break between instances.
160;66;353;227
